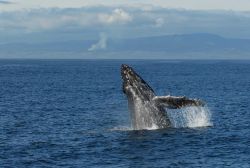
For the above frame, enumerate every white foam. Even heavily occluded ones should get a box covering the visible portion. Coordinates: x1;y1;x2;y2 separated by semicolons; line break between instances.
110;123;159;131
109;126;133;131
145;123;159;130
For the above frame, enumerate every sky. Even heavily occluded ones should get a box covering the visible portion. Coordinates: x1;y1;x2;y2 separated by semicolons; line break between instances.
1;0;250;11
1;0;250;58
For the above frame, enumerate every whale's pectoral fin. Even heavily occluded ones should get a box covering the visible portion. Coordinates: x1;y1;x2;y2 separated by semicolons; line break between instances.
153;96;205;109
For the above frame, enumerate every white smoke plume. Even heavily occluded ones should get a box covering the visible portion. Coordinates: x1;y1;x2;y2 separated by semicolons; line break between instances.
88;33;107;51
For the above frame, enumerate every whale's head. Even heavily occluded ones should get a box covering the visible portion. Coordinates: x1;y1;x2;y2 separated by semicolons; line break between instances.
121;64;155;101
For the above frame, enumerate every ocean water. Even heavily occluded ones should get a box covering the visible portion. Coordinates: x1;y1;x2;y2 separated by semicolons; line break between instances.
0;59;250;167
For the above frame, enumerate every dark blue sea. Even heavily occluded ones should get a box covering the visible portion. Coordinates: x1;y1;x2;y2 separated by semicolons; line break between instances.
0;59;250;167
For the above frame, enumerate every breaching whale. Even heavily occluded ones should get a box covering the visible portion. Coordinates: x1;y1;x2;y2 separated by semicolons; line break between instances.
121;64;204;130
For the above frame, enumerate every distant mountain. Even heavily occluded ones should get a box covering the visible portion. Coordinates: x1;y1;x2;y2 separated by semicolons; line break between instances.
0;40;93;52
108;33;250;52
1;33;250;58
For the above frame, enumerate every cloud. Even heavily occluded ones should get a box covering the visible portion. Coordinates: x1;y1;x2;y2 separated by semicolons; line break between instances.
0;7;133;33
0;0;12;4
88;33;107;51
1;6;250;43
98;8;132;25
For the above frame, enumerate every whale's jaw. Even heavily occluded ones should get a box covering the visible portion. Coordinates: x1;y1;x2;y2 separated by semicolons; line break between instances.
121;64;170;130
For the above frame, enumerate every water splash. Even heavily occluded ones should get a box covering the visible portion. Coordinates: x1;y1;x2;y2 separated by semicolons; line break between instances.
112;106;212;131
167;106;213;128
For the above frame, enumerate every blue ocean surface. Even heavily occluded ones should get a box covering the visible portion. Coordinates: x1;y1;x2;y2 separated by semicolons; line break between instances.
0;59;250;167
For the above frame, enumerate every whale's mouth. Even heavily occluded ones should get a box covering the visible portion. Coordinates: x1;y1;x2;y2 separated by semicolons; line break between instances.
121;64;140;94
121;64;129;77
121;64;134;82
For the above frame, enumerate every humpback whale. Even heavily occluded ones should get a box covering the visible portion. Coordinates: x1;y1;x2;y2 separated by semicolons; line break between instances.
121;64;204;130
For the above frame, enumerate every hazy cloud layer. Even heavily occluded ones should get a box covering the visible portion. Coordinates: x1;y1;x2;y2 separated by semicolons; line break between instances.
0;7;133;32
1;6;250;43
0;0;12;4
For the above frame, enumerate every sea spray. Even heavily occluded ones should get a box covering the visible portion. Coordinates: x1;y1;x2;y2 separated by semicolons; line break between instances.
167;106;213;128
112;106;212;131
